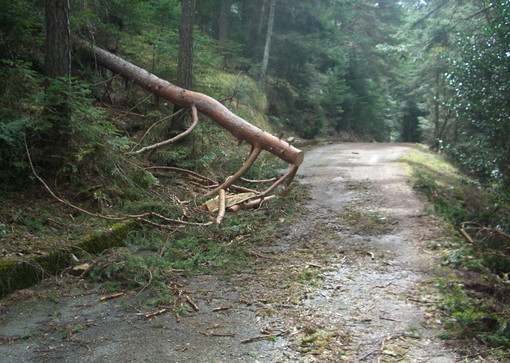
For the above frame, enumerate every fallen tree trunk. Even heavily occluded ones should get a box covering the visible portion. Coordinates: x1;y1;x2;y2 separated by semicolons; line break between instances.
74;38;304;167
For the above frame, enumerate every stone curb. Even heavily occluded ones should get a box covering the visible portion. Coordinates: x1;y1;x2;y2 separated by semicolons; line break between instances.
0;221;136;298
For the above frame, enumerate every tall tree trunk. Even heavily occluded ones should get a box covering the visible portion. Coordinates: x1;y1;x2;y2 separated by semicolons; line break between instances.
431;69;441;151
43;0;71;168
245;0;266;58
177;0;196;90
45;0;71;78
258;0;267;36
218;0;232;41
174;0;196;133
259;0;276;83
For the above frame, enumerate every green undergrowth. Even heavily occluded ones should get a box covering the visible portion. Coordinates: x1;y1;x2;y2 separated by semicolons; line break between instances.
436;279;510;352
0;221;134;297
404;144;510;275
0;44;290;300
404;144;510;352
89;185;309;300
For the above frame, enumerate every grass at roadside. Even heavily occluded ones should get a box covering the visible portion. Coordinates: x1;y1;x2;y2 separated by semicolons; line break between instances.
403;145;510;354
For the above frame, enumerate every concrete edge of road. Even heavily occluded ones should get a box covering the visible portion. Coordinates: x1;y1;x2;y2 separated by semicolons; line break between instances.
0;221;136;298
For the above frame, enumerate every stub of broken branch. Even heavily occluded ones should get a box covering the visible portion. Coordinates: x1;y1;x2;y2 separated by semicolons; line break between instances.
215;189;226;225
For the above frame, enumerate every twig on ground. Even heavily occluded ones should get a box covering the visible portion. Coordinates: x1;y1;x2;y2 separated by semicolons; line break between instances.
185;296;200;311
136;308;171;319
211;332;235;337
240;335;270;344
98;292;125;302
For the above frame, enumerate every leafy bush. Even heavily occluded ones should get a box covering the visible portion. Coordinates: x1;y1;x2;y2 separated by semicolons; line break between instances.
445;1;510;192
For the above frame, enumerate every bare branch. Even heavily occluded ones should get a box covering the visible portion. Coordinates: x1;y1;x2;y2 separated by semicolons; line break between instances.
130;108;185;152
240;176;277;183
25;141;212;228
206;147;262;196
259;165;298;197
132;105;199;154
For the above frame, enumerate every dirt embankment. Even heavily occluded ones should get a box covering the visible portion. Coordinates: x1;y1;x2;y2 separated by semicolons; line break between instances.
0;143;469;362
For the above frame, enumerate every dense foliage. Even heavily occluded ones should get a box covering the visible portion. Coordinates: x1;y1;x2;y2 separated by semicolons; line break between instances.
400;0;510;192
446;1;510;192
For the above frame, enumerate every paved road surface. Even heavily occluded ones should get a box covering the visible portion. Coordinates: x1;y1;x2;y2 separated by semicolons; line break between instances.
0;143;461;362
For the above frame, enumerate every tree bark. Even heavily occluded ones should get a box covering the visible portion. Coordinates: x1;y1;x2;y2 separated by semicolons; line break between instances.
218;0;233;41
45;0;71;78
258;0;268;37
177;0;196;90
172;0;196;133
245;0;266;58
259;0;276;83
42;0;71;168
74;38;304;166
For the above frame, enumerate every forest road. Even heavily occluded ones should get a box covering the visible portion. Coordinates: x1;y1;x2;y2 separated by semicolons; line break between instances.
289;142;459;362
0;142;462;362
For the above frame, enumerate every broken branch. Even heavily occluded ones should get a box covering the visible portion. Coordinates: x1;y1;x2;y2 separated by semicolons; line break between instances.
136;308;170;319
240;335;270;344
216;189;226;225
457;227;475;245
